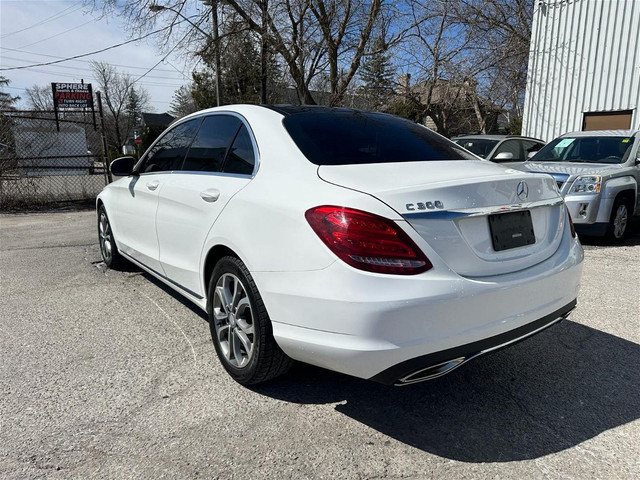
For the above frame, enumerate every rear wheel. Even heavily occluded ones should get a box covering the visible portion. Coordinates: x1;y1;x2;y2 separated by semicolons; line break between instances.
606;197;631;241
207;256;292;385
98;205;126;269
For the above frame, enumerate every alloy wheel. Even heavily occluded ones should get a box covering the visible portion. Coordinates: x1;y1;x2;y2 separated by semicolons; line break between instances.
213;273;255;368
613;204;628;239
99;212;113;264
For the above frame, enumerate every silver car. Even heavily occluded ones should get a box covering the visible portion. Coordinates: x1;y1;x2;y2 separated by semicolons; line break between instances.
520;130;640;240
452;135;545;164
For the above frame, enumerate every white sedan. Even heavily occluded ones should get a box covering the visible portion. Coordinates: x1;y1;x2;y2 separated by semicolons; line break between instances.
97;105;584;386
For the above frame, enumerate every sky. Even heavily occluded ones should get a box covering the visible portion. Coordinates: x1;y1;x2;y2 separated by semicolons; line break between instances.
0;0;195;113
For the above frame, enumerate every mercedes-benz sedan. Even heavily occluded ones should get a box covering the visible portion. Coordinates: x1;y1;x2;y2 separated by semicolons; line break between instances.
97;105;583;386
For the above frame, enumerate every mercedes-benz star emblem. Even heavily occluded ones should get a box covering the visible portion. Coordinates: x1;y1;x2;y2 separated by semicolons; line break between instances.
517;181;529;201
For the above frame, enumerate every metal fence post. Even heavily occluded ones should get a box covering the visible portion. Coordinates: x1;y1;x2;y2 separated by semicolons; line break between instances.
96;92;112;184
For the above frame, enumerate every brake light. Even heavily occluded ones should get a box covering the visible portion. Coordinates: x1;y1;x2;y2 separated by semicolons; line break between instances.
566;206;576;238
305;206;432;275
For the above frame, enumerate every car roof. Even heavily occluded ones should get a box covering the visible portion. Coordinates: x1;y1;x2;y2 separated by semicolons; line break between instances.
452;134;544;142
178;104;400;124
262;105;370;116
560;130;639;137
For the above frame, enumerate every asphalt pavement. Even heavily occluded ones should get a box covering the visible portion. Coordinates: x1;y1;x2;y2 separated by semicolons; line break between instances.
1;208;638;479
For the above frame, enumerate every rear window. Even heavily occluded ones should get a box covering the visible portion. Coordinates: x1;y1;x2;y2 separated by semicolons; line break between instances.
282;111;475;165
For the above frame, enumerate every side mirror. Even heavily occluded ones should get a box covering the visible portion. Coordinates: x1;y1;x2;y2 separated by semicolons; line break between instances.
527;151;538;160
110;156;137;177
493;151;515;161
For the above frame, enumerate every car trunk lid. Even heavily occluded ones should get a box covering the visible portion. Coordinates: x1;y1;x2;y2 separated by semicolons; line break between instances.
317;161;566;277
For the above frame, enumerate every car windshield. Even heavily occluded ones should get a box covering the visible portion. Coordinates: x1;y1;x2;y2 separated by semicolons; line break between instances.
532;136;634;164
452;138;499;158
282;111;476;165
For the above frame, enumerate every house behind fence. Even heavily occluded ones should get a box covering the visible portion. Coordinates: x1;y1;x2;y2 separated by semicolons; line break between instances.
0;110;109;210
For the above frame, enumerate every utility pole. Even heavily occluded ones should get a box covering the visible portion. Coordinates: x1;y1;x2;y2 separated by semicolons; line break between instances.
151;2;222;107
260;0;268;104
203;0;222;107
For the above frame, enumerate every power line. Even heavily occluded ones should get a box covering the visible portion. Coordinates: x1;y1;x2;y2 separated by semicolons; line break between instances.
1;56;187;81
1;63;186;88
17;19;97;49
0;46;189;74
132;16;206;86
0;4;83;39
0;27;171;72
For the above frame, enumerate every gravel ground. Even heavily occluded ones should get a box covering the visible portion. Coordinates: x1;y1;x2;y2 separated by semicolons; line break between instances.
1;208;638;479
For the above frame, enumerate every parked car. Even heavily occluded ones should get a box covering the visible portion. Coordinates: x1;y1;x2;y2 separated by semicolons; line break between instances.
452;135;545;164
520;130;640;240
97;105;583;386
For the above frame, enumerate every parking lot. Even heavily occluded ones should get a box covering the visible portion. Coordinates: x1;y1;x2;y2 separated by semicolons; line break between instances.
1;207;638;479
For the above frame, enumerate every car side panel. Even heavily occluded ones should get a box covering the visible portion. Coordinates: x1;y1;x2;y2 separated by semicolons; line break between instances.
103;173;165;273
156;173;251;297
596;175;638;222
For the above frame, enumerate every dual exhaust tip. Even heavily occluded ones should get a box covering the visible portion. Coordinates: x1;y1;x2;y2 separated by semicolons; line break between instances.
394;357;467;386
393;312;572;386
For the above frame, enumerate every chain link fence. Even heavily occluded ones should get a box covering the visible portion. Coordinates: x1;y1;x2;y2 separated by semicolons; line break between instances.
0;110;109;210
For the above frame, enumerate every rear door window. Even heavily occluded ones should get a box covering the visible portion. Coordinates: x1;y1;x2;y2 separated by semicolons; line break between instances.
222;125;256;175
182;115;242;172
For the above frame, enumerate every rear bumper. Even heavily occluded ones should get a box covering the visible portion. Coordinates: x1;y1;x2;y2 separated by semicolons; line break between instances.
255;229;583;382
370;300;575;385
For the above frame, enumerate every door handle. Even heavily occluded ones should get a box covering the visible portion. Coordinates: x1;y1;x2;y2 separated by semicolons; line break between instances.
146;181;159;191
200;189;221;202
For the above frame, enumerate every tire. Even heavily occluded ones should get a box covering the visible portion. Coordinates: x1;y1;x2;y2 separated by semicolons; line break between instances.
605;197;631;242
98;205;126;269
207;256;292;385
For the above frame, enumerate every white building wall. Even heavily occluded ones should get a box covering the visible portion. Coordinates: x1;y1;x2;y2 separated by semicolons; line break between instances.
522;0;640;142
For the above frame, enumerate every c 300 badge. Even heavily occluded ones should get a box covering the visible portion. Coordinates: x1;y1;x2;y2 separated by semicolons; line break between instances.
406;201;444;211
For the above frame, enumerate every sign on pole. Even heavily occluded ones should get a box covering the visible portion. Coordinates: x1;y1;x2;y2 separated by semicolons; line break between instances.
52;83;93;109
51;82;96;131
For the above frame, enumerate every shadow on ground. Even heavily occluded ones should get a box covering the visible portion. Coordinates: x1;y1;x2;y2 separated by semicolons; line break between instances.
252;320;640;463
120;258;639;463
139;271;209;322
579;218;640;247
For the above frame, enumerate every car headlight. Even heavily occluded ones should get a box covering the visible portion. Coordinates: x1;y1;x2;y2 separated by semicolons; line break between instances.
570;175;601;194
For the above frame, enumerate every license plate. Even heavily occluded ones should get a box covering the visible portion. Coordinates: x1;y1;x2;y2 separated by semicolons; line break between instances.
488;210;536;251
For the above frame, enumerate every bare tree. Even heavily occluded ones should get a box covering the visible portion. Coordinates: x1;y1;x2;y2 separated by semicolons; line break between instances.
454;0;533;129
86;1;394;106
91;62;151;152
392;0;477;136
86;0;532;116
389;0;533;136
24;85;54;111
223;0;386;105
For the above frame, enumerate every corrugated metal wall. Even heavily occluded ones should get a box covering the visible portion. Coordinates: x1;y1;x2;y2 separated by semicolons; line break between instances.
522;0;640;142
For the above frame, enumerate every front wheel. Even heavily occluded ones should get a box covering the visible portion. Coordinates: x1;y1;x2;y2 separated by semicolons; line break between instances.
606;198;631;241
207;256;292;385
98;205;126;269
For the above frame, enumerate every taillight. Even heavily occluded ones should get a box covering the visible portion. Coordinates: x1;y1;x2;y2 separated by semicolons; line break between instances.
305;206;432;275
566;206;576;238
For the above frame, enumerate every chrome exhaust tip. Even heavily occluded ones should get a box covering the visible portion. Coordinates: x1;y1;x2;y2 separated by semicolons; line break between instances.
394;357;467;386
